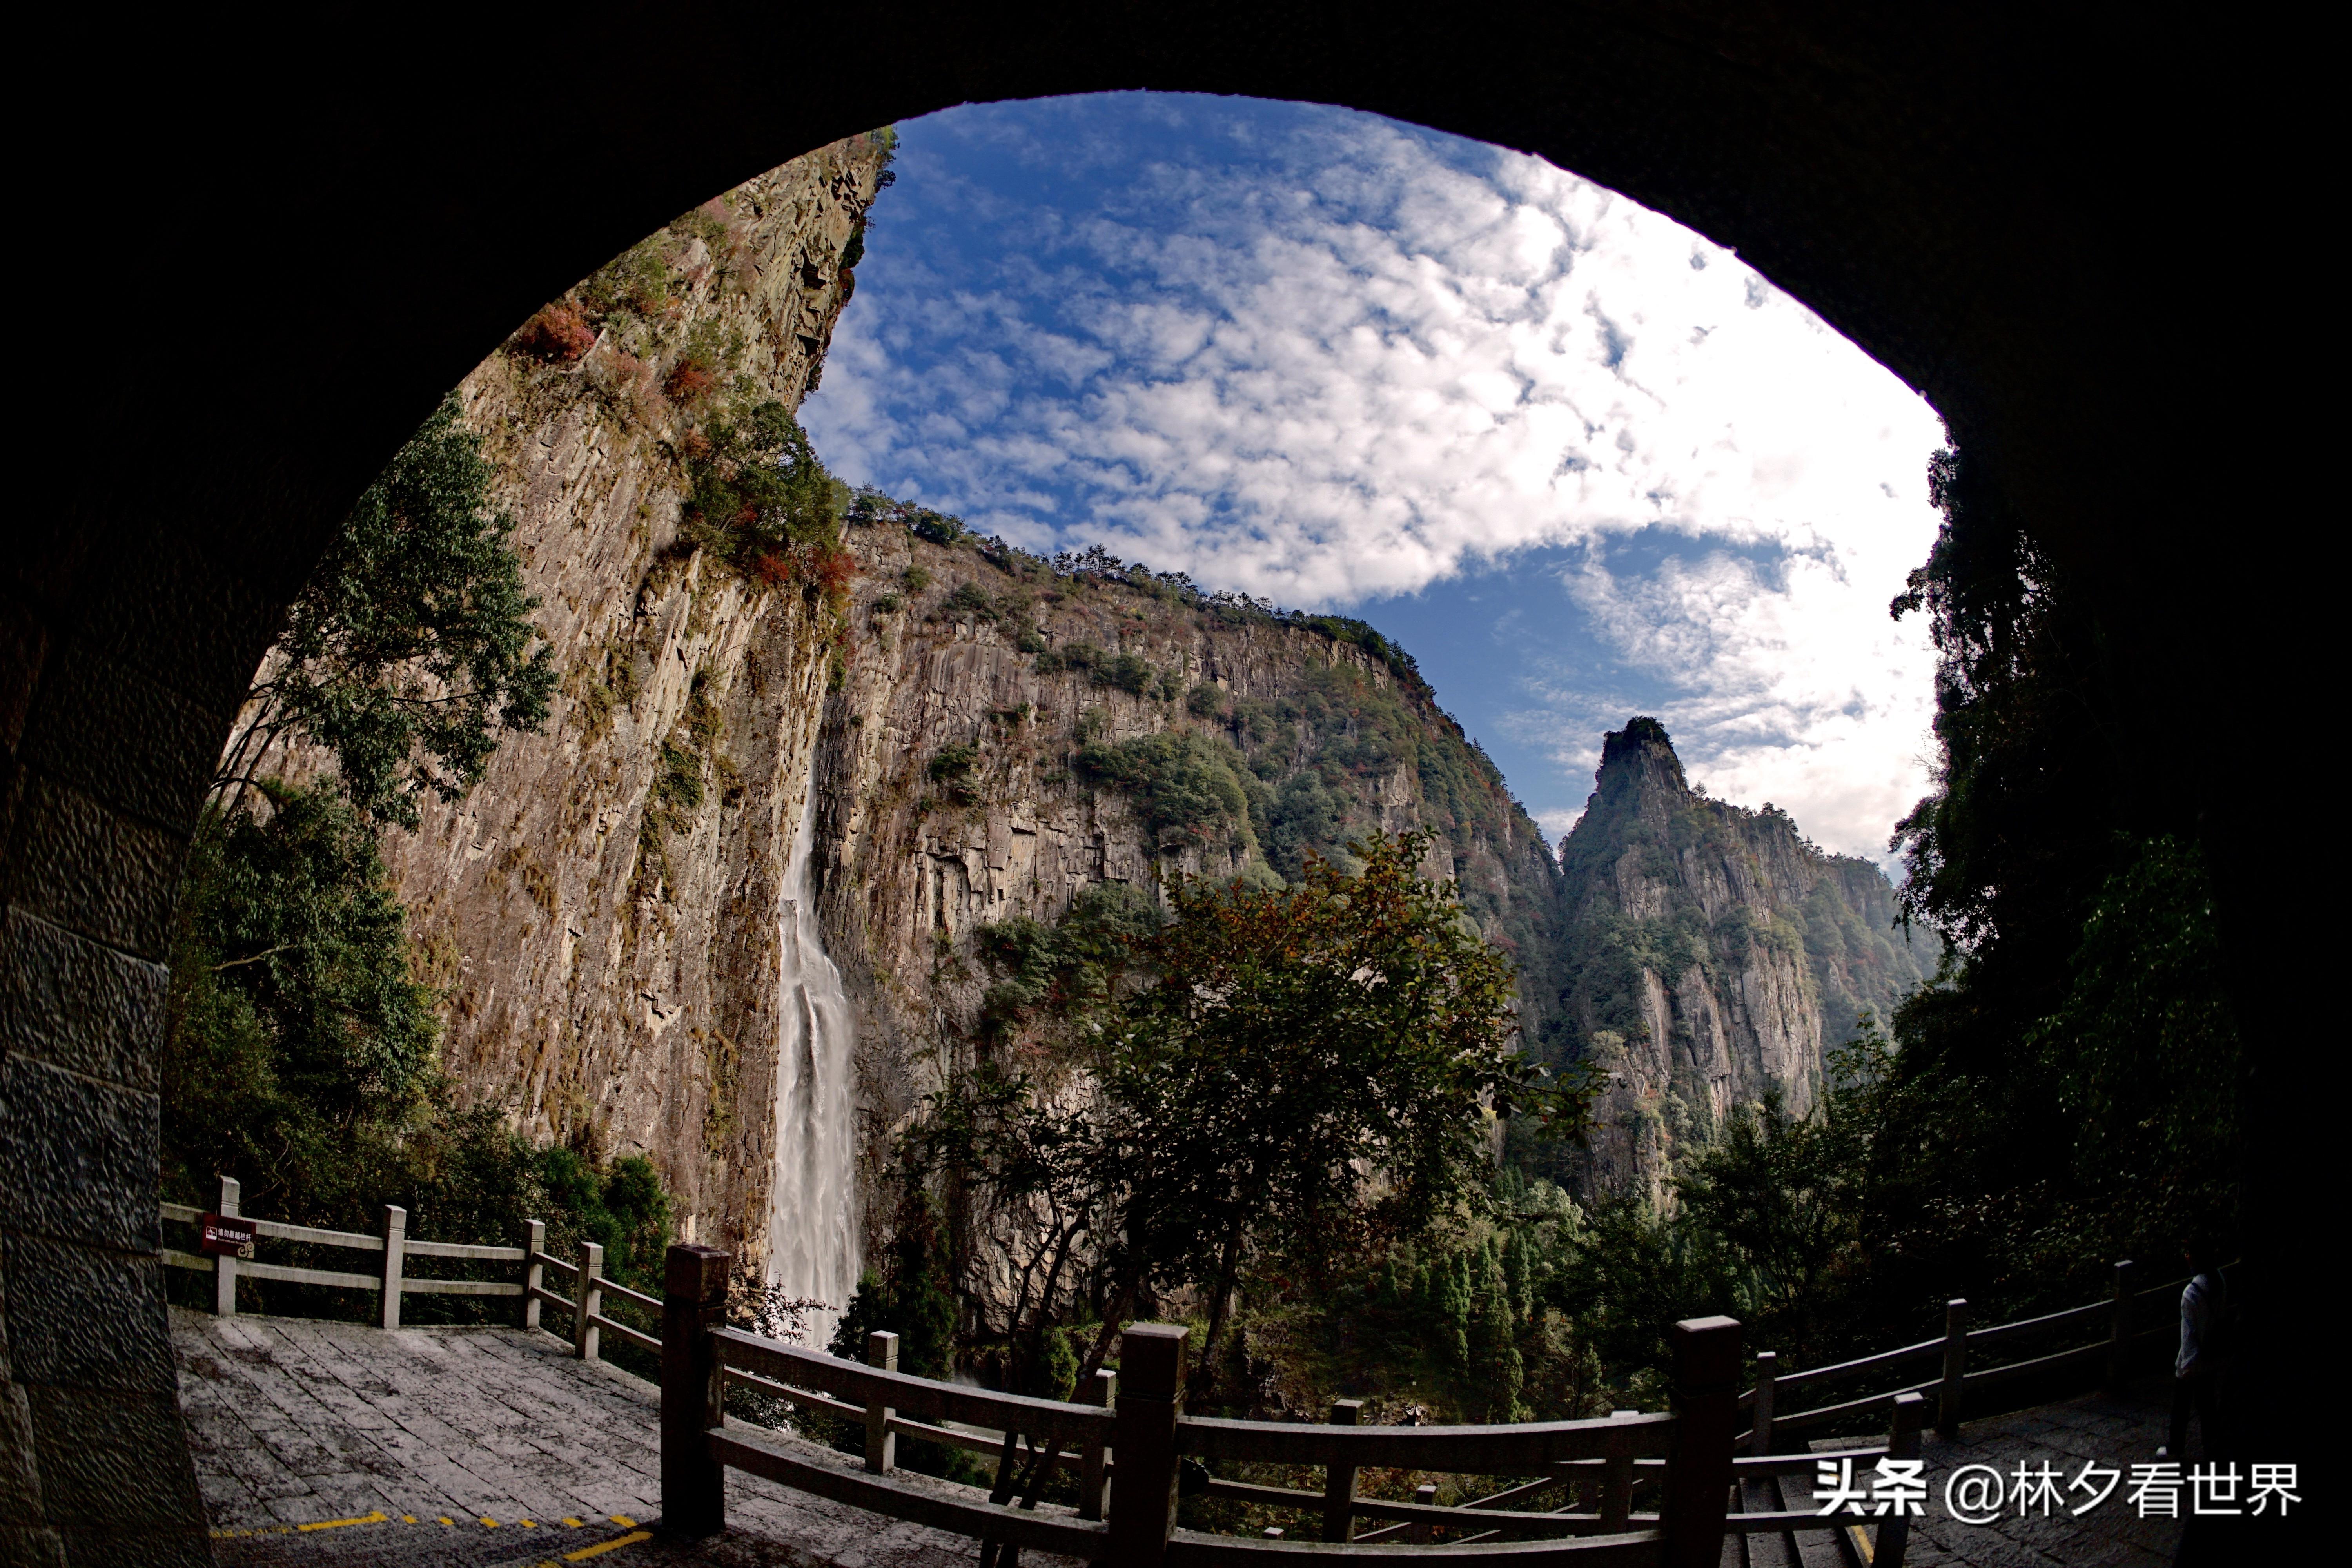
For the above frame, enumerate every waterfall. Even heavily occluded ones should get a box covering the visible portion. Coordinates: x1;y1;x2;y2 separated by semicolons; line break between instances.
764;782;859;1351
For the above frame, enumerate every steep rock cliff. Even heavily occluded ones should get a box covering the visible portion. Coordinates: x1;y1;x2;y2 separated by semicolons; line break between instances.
1532;717;1933;1205
246;135;893;1289
807;536;1572;1283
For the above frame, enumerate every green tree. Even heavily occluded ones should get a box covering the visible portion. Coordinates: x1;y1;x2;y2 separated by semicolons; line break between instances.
1673;1089;1865;1363
164;783;441;1213
216;398;554;827
1467;1240;1524;1420
902;1063;1103;1398
1085;830;1570;1395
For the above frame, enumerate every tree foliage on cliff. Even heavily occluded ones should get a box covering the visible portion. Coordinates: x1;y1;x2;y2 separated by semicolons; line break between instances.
906;832;1588;1401
1856;446;2245;1311
216;398;554;828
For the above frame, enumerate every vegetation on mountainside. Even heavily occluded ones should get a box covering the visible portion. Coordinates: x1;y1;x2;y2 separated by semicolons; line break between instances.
214;398;555;828
1853;446;2243;1315
162;782;673;1318
847;831;1586;1434
853;496;1561;1007
830;440;2242;1483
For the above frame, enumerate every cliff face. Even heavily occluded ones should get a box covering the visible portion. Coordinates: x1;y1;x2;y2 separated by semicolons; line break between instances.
1533;717;1933;1205
808;537;1571;1252
247;135;893;1278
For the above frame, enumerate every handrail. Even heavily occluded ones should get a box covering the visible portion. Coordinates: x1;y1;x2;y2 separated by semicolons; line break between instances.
671;1254;1749;1566
1178;1411;1673;1472
709;1425;1111;1557
715;1327;1113;1446
1965;1297;2108;1351
159;1179;630;1354
598;1276;663;1314
1736;1336;1939;1405
1742;1262;2199;1448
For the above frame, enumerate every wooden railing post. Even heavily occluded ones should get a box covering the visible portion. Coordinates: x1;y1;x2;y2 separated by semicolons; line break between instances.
1408;1483;1437;1543
1749;1350;1777;1455
1662;1315;1739;1568
1079;1368;1115;1521
2103;1259;2133;1392
1601;1412;1636;1532
522;1219;544;1331
574;1241;604;1361
1875;1391;1926;1568
1320;1398;1362;1542
1936;1299;1968;1438
378;1205;407;1330
213;1174;240;1318
661;1243;730;1538
864;1330;898;1474
1106;1323;1187;1567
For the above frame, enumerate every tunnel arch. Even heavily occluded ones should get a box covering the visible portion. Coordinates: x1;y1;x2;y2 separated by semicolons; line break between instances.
5;6;2296;1559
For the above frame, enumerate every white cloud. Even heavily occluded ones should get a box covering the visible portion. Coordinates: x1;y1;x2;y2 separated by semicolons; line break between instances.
804;99;1948;862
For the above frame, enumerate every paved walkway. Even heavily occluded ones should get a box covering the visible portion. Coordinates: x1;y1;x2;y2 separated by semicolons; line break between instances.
1896;1375;2185;1568
1728;1375;2185;1568
170;1308;1056;1567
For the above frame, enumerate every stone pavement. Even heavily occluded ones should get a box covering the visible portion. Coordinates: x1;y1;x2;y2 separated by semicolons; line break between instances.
170;1308;1074;1567
1892;1374;2185;1568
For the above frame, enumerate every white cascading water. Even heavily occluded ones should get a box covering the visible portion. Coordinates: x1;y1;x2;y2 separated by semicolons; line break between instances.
765;783;859;1350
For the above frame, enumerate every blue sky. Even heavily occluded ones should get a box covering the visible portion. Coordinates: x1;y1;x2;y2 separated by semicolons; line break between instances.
800;94;1947;863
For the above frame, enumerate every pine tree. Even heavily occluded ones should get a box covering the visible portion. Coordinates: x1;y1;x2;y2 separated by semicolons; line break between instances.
1468;1239;1524;1421
1439;1250;1471;1380
1503;1229;1532;1324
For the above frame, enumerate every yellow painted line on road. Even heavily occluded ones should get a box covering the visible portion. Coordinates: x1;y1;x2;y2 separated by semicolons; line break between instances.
563;1516;585;1526
297;1510;388;1532
610;1514;637;1527
481;1516;501;1527
401;1514;417;1523
439;1516;454;1525
562;1528;653;1561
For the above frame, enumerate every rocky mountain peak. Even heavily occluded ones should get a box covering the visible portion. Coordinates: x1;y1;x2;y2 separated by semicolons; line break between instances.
1582;715;1691;839
1526;715;1934;1205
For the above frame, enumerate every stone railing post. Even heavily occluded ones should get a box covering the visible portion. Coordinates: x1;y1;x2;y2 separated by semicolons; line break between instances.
214;1174;241;1318
522;1219;544;1331
661;1243;730;1538
2104;1260;2134;1392
1662;1315;1740;1568
574;1241;604;1361
1408;1483;1437;1543
864;1330;898;1474
1079;1368;1115;1521
378;1204;407;1329
1936;1299;1968;1438
1321;1398;1362;1541
1875;1391;1926;1568
1749;1350;1777;1455
1107;1323;1187;1566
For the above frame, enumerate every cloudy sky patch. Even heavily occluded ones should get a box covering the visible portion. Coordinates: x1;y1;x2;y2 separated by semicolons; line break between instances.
802;94;1947;863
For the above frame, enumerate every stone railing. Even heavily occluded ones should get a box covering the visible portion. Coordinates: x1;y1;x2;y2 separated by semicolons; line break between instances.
159;1174;656;1354
1740;1260;2188;1450
655;1242;1933;1568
